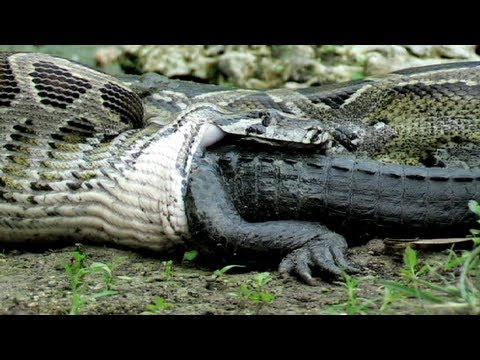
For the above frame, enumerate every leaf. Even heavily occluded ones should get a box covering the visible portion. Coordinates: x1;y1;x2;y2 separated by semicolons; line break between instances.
254;272;272;287
404;246;419;269
414;279;462;297
89;262;113;276
117;275;133;280
403;246;420;278
259;292;276;302
213;264;246;277
147;297;174;312
183;250;199;262
92;290;119;299
380;280;446;304
468;200;480;217
444;255;468;270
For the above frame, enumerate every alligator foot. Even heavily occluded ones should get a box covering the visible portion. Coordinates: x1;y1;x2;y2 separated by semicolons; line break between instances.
279;236;360;285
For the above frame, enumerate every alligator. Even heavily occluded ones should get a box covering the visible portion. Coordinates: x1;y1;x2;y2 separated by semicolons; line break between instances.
186;143;480;284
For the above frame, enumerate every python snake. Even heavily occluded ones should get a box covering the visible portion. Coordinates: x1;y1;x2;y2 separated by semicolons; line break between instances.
0;52;479;251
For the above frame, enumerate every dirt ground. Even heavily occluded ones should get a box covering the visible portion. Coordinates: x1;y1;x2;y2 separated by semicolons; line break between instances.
0;239;454;315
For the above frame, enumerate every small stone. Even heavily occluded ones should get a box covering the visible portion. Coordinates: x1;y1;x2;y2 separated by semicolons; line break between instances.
218;52;257;85
95;46;122;67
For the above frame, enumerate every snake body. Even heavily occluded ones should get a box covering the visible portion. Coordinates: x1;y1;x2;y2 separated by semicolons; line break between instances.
1;52;480;255
0;52;228;251
134;61;480;166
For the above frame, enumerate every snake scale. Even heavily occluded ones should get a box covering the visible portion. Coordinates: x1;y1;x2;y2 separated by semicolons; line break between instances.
0;52;217;251
0;52;479;274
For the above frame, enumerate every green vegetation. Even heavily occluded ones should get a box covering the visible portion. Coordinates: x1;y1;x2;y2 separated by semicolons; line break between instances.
182;250;199;262
212;264;246;282
65;244;125;315
231;272;276;314
325;274;376;315
142;297;175;315
162;260;175;280
327;200;480;314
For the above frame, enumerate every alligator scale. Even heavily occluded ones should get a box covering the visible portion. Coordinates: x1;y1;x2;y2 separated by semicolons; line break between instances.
0;52;479;284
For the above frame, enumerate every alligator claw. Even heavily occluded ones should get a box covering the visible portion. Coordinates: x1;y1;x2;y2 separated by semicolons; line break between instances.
279;237;359;285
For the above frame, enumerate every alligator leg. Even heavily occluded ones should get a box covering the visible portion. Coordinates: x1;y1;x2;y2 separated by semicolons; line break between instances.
186;154;359;285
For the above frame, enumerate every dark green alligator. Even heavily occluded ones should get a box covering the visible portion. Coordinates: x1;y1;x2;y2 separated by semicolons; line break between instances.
186;143;480;284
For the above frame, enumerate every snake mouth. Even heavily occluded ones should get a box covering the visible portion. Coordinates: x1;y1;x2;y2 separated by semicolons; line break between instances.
239;123;334;150
213;109;334;150
207;128;333;152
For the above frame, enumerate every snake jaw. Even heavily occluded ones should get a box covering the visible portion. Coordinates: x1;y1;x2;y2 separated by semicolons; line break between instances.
213;108;334;149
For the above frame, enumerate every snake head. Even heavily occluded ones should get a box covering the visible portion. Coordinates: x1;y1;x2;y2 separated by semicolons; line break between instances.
214;109;333;149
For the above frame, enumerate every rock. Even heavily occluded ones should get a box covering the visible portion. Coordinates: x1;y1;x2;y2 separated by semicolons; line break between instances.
218;52;257;85
271;45;316;59
121;45;218;80
345;45;480;75
404;45;477;59
95;46;122;68
113;45;480;89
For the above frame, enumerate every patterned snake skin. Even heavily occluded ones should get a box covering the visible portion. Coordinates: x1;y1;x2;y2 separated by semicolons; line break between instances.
0;53;479;252
0;52;230;251
133;61;480;165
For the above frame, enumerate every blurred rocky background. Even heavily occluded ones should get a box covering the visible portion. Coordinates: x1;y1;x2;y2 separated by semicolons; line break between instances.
2;45;479;88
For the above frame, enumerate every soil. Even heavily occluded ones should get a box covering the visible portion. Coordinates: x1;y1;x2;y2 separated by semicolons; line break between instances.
0;240;454;315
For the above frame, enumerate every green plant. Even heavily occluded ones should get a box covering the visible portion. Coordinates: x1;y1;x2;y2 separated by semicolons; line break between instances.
142;297;175;315
323;200;480;314
212;264;245;281
65;244;121;315
162;260;174;280
231;272;276;313
182;250;199;262
400;246;430;281
324;273;376;315
379;286;404;312
380;235;480;313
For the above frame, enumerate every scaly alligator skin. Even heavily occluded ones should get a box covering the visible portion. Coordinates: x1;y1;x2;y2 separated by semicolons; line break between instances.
186;144;480;283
